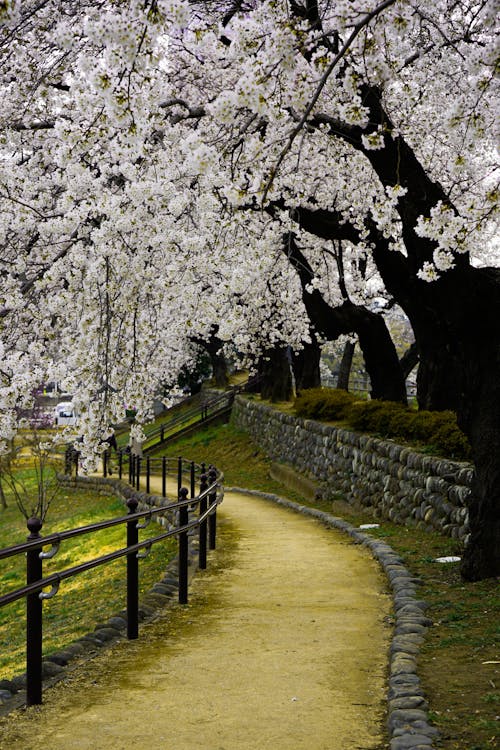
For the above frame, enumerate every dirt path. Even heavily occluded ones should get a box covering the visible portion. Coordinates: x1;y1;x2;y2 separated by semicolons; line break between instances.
0;491;391;750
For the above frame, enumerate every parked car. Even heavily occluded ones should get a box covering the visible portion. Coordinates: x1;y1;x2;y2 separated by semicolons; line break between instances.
54;401;78;427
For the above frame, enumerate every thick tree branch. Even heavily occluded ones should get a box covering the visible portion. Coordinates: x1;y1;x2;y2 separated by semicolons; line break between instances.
262;0;397;201
285;234;407;402
310;84;471;274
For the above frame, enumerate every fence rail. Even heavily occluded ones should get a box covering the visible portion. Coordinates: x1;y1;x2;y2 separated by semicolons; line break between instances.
142;391;234;451
0;457;223;707
138;376;261;453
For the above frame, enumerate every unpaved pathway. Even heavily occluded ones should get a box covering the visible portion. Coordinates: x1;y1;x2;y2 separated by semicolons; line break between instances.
0;491;391;750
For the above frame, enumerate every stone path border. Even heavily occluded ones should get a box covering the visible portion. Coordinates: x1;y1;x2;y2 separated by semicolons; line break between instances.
1;476;439;749
227;486;440;750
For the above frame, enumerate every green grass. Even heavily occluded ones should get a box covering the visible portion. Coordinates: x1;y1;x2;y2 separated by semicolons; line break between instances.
0;475;176;680
2;410;498;748
160;418;499;750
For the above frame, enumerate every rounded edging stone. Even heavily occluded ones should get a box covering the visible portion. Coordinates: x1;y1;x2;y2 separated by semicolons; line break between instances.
226;485;439;750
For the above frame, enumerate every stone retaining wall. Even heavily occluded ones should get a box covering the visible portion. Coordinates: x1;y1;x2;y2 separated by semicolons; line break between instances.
232;396;473;542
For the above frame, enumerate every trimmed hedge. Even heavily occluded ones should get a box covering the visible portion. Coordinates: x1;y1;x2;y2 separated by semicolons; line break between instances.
294;387;357;420
294;388;471;460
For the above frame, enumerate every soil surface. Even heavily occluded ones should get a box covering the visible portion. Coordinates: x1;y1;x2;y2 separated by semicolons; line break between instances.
0;491;391;749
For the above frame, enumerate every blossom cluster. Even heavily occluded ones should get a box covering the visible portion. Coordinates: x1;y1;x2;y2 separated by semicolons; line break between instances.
0;0;497;461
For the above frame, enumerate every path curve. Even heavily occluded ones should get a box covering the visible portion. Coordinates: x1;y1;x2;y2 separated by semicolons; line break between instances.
0;491;391;750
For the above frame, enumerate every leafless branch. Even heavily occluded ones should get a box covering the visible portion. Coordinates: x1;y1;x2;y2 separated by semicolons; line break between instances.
261;0;397;203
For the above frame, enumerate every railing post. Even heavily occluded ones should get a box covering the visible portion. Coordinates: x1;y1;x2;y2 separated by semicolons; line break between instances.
190;461;195;502
118;449;123;480
136;457;141;490
103;449;108;478
198;473;208;570
162;456;167;498
146;457;150;494
177;456;182;494
64;445;71;475
26;516;43;706
178;487;189;604
208;467;218;550
129;453;133;485
126;497;139;640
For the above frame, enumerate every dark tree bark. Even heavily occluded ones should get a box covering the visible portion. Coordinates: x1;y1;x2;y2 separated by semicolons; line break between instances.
337;340;355;390
211;350;230;389
301;85;500;579
193;326;229;388
399;342;419;381
409;266;500;581
259;347;293;402
462;335;500;581
292;331;322;392
285;237;407;403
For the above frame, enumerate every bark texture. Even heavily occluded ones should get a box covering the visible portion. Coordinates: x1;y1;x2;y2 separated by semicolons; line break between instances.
337;341;355;391
259;347;293;402
292;332;322;392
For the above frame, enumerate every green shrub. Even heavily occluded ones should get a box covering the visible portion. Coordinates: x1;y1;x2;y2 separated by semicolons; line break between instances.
387;409;415;438
346;400;406;434
294;388;326;418
293;387;471;459
431;422;472;459
406;410;453;441
294;388;356;420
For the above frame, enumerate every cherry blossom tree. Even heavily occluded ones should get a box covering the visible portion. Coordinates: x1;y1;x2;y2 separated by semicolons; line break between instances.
0;1;498;578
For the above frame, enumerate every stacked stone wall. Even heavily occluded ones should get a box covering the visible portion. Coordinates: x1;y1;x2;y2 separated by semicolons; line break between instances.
232;396;472;542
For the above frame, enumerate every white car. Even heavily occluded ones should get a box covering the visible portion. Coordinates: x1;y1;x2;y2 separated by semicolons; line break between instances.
54;401;78;427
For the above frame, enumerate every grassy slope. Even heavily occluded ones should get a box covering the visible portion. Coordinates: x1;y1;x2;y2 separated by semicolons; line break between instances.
157;418;499;750
1;403;498;748
0;480;176;680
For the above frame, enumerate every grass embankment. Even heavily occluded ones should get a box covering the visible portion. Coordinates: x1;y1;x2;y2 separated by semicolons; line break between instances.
116;393;204;451
154;419;499;750
0;475;176;681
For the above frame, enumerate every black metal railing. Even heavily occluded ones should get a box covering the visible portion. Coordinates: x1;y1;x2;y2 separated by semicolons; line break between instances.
0;459;223;707
140;391;234;452
137;376;261;453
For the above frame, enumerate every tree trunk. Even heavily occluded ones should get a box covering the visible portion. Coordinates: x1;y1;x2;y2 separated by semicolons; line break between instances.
383;266;500;580
461;361;500;581
285;237;408;403
0;479;7;510
259;347;293;402
399;342;418;381
193;327;229;388
431;268;500;580
292;333;322;393
211;351;229;388
337;341;355;390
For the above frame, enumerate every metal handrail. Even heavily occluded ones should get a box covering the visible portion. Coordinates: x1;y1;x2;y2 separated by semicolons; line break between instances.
0;461;223;707
143;391;234;447
140;376;260;450
0;511;205;609
0;475;217;563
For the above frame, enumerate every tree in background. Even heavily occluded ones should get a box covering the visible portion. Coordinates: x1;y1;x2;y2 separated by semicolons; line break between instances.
0;1;498;577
